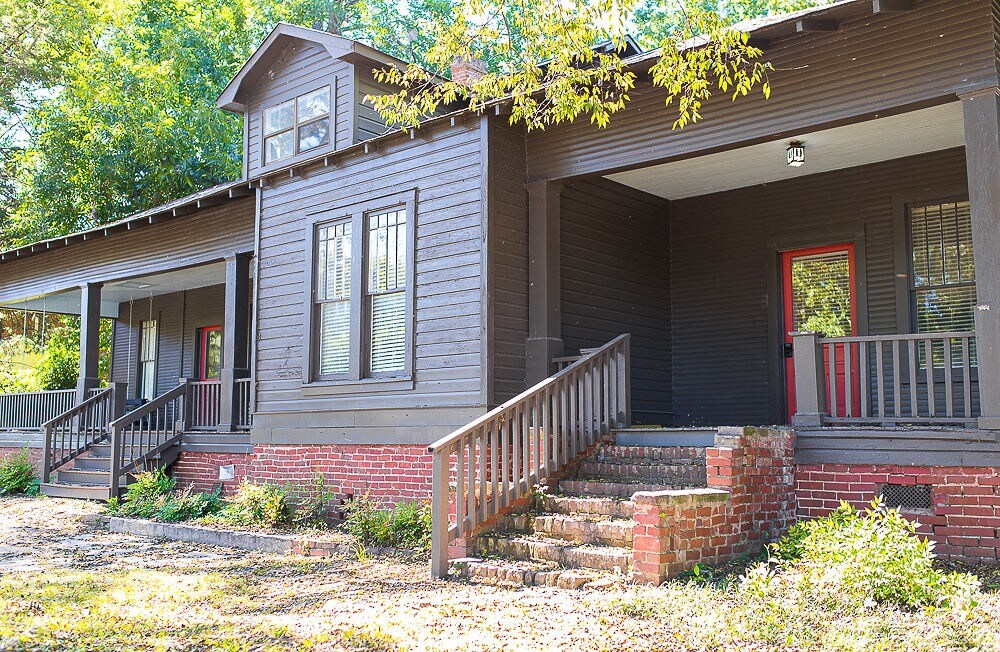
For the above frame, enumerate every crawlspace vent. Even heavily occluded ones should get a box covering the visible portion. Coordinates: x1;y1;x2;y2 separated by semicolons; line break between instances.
879;483;932;510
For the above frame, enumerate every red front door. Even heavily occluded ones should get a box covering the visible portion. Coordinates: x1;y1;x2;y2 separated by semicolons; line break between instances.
198;325;223;381
782;244;859;422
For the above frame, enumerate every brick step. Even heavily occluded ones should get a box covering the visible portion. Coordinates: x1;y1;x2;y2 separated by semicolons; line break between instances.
474;535;632;572
451;558;623;589
593;445;707;463
575;461;707;484
533;514;633;547
535;494;635;519
558;479;698;499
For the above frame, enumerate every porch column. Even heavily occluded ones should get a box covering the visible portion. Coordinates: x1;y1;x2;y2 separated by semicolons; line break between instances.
962;87;1000;430
217;252;251;432
77;282;103;404
526;180;564;384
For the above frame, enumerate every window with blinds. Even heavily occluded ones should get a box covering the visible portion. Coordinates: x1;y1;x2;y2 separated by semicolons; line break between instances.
316;221;352;377
139;320;157;401
366;209;407;374
910;201;976;366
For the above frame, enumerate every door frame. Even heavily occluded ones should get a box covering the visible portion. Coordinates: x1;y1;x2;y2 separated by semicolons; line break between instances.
766;228;869;424
196;325;223;381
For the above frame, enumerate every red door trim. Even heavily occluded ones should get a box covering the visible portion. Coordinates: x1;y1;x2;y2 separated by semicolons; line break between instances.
198;325;222;381
782;243;859;422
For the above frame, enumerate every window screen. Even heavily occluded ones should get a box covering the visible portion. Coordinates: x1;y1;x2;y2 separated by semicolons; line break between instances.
366;209;407;374
316;221;352;377
910;201;976;365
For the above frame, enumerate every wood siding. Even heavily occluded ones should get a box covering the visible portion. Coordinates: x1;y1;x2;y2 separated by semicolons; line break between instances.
669;148;970;429
356;68;394;143
0;200;254;305
526;0;996;181
253;117;488;445
560;178;671;424
488;119;529;404
245;40;353;178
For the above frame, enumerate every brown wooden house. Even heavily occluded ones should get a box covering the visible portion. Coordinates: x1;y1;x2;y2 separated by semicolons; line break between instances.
2;0;1000;578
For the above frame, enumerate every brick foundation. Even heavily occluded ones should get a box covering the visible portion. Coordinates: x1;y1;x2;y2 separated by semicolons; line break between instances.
170;444;433;504
632;426;796;584
796;463;1000;561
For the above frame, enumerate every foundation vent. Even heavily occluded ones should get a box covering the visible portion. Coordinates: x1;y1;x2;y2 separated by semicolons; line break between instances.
879;483;932;511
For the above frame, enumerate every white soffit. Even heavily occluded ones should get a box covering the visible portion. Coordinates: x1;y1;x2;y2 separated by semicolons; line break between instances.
606;102;965;200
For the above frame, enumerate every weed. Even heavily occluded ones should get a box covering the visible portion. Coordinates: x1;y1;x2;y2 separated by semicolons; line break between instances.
0;449;36;495
343;495;431;550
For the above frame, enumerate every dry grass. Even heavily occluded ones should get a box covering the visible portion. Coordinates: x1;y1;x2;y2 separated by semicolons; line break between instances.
0;496;998;651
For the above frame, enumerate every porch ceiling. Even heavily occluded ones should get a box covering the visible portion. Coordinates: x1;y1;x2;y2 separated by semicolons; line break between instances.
606;102;965;200
1;261;230;319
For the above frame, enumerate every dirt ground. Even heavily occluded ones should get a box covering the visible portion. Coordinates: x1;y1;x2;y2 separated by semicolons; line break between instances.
0;496;998;652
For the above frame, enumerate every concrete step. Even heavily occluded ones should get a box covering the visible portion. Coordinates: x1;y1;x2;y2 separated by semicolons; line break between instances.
475;535;632;572
612;428;715;447
39;482;111;501
451;558;624;589
535;494;635;519
532;514;632;547
558;479;697;499
593;445;707;463
576;460;707;484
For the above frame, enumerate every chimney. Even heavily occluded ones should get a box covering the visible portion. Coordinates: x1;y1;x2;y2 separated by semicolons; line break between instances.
450;57;488;85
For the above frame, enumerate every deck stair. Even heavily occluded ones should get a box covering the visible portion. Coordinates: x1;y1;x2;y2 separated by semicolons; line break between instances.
39;437;181;500
455;438;709;587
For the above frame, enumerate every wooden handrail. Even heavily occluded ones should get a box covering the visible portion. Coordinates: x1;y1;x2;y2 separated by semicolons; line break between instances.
429;333;631;578
41;384;125;483
109;380;187;497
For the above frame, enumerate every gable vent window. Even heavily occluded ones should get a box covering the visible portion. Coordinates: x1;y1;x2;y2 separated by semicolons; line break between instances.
263;85;331;164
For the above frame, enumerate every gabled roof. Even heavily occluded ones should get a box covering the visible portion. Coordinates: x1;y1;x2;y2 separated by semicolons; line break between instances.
217;23;413;113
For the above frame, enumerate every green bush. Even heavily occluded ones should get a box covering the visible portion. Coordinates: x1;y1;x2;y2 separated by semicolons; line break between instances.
742;500;980;612
107;469;223;522
344;495;432;550
287;474;337;528
0;449;36;495
221;480;294;529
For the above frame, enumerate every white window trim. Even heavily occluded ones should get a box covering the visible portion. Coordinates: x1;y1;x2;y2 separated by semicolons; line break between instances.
302;189;417;390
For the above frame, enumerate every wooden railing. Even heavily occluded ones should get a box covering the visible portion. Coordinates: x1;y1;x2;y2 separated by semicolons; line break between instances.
187;380;221;430
0;389;76;430
428;334;631;578
41;384;125;483
791;331;979;426
234;377;252;430
109;381;186;498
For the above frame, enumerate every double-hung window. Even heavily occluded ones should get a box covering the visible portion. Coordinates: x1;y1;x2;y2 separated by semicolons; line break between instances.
262;85;332;165
138;319;158;401
909;200;977;365
309;192;414;385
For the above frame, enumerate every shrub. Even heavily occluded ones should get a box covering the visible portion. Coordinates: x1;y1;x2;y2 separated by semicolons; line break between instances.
344;495;432;550
287;474;337;528
0;449;36;495
156;486;224;523
742;500;980;612
107;469;223;522
222;480;294;529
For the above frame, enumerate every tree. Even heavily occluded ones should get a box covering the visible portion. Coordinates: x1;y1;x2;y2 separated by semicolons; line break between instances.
635;0;830;47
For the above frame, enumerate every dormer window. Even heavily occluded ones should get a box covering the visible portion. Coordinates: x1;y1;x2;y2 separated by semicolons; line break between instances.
262;85;331;164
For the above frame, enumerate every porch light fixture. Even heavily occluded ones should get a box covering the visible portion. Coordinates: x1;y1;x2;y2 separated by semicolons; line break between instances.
787;141;806;167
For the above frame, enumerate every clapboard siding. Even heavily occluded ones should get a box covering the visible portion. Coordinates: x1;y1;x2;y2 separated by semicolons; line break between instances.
669;147;969;427
0;200;254;304
112;285;226;399
560;178;671;424
489;119;529;404
527;0;995;181
245;40;353;178
356;68;395;142
252;118;487;445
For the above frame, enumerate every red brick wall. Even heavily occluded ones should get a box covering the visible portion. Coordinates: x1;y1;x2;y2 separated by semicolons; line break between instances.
796;463;1000;561
170;444;433;504
633;427;797;584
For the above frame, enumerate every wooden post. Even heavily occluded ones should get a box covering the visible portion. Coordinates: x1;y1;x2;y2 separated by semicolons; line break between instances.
76;282;103;405
430;448;450;579
526;180;564;384
963;87;1000;430
111;381;128;421
218;253;251;432
791;331;827;427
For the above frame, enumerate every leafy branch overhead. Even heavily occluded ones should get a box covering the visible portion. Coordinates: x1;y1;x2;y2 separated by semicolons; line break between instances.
369;0;774;131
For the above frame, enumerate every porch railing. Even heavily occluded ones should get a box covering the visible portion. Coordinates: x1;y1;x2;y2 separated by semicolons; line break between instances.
428;333;631;578
41;384;125;483
186;380;221;430
0;389;76;430
109;380;186;498
791;331;979;426
234;377;252;430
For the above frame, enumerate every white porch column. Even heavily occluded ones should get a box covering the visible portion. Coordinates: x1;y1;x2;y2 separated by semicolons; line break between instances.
218;252;252;432
526;180;564;384
962;87;1000;430
76;282;103;404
